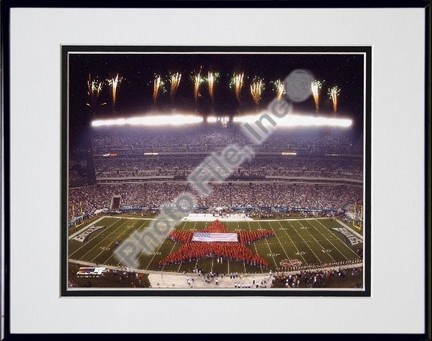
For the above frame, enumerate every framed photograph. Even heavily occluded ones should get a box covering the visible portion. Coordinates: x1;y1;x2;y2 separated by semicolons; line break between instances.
62;46;370;297
2;0;430;337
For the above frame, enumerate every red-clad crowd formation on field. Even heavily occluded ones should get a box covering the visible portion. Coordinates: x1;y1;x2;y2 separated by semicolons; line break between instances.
168;230;193;244
237;230;274;245
159;220;274;268
159;242;269;267
202;220;228;233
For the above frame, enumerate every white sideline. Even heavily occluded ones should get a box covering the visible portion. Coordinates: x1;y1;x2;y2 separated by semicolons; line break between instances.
335;219;363;240
68;216;105;240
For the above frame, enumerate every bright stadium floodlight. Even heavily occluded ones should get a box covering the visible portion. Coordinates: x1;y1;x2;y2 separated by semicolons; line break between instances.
235;112;352;128
91;118;127;127
207;116;218;123
91;114;203;127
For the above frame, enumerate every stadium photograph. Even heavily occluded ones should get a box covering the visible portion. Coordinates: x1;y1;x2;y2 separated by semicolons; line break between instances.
63;47;370;295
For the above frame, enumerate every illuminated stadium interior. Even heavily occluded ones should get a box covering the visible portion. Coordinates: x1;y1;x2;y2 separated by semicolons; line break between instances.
66;50;366;289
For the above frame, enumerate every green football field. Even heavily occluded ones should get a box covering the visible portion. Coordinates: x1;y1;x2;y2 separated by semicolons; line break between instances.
68;217;363;274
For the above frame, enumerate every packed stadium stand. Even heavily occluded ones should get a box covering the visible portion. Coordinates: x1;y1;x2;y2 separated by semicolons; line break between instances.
69;124;363;224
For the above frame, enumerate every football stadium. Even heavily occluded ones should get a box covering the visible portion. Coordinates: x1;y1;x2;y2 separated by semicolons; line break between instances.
66;51;367;291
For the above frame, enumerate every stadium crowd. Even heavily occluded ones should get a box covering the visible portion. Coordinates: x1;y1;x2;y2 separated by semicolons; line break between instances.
68;183;362;220
273;266;363;288
69;125;364;225
91;125;363;155
93;156;363;180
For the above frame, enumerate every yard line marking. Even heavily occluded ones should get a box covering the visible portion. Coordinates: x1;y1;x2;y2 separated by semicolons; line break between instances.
279;220;316;265
116;219;188;271
68;216;105;239
335;219;363;240
234;221;248;273
295;220;337;262
178;220;197;272
313;219;361;259
159;221;188;271
83;219;141;262
160;224;186;272
131;219;190;271
69;217;120;255
144;241;165;270
192;220;210;271
69;218;128;258
262;221;290;259
98;219;149;265
143;220;189;270
264;239;278;268
245;221;263;272
275;220;310;265
101;221;148;266
251;221;278;269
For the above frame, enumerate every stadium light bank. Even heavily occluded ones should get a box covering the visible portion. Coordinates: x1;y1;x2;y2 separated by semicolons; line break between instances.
113;70;353;269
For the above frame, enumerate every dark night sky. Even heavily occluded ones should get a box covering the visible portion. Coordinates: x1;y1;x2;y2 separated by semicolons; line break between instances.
68;53;365;133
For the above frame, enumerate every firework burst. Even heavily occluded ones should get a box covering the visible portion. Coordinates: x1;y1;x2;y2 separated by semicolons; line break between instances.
271;79;285;100
169;72;182;100
86;74;105;108
152;74;166;104
190;69;204;103
250;77;265;106
106;73;124;110
311;80;324;113
206;71;220;102
230;72;244;103
328;86;341;113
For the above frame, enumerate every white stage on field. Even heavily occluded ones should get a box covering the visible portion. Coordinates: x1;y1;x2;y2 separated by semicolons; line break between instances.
181;213;253;222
